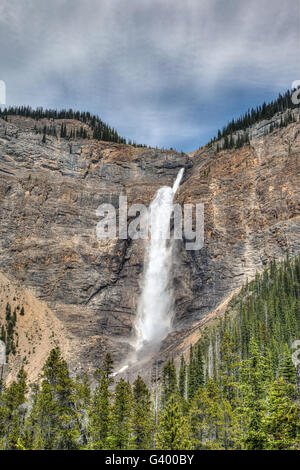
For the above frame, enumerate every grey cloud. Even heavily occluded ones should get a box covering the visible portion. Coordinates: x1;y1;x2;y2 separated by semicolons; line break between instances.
0;0;299;150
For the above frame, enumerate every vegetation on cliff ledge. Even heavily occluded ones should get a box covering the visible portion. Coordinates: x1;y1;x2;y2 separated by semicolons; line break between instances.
0;106;148;148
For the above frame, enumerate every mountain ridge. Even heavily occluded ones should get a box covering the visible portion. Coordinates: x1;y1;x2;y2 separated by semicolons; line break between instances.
0;104;299;383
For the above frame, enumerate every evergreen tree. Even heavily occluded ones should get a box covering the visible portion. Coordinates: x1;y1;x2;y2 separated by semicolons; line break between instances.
264;378;299;449
179;355;187;399
102;353;114;385
279;349;297;385
27;348;80;449
109;378;133;450
0;367;28;450
132;376;153;449
189;379;236;450
218;330;239;403
88;371;110;449
161;359;177;408
156;394;191;450
187;346;196;401
194;343;204;391
237;339;271;450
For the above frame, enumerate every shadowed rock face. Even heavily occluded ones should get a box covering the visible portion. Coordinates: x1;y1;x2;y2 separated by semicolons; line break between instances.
0;115;299;379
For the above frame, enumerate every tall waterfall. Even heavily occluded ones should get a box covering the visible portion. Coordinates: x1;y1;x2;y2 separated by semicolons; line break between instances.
135;168;184;353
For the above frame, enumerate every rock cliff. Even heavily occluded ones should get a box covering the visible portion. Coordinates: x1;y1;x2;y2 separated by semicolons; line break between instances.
0;114;299;381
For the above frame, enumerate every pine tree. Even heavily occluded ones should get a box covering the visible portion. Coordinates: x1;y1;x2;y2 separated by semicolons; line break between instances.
88;371;110;449
102;353;114;385
109;378;133;450
189;378;236;450
1;367;28;449
238;339;271;450
264;378;299;449
219;330;239;403
132;376;153;449
73;372;91;447
3;367;27;418
279;349;297;385
187;346;197;401
179;355;186;399
194;343;204;391
156;394;191;450
161;359;177;408
27;348;80;450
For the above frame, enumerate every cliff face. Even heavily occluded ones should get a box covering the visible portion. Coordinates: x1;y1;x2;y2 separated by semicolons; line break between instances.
0;115;299;380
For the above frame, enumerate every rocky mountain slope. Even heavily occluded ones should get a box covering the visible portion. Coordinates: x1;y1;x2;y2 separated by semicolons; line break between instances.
0;113;299;382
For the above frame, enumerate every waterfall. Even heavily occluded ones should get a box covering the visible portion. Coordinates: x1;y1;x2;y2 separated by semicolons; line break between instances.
135;168;184;353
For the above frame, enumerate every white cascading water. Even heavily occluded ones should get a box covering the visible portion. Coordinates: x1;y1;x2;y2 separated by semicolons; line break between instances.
135;168;184;353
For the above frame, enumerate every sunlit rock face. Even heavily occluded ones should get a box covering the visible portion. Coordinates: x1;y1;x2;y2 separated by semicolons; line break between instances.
0;114;299;380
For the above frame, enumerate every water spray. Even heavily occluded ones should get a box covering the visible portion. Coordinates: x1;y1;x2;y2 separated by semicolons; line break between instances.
135;168;184;353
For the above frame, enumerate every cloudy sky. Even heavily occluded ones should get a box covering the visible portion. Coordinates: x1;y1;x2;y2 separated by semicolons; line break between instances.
0;0;299;151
